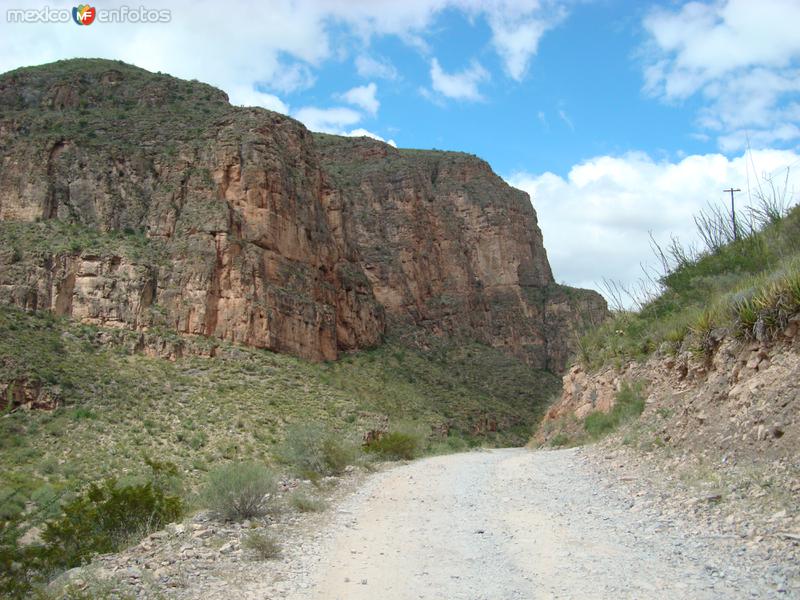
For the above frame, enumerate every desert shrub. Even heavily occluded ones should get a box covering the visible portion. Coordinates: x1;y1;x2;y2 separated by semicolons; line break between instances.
584;380;646;439
548;432;571;447
288;491;325;513
278;423;359;478
365;431;420;460
242;530;280;560
428;431;470;455
201;462;275;521
1;460;182;598
36;479;182;571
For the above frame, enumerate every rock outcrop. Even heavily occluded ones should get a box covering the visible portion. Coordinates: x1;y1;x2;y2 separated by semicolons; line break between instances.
537;317;800;457
0;59;605;368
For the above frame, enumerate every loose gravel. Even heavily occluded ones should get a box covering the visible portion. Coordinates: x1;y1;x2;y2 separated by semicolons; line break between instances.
288;447;798;599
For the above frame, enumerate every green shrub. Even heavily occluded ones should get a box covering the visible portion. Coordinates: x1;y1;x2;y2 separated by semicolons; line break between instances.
37;479;182;571
278;423;359;478
288;491;325;513
548;432;571;447
201;462;275;521
428;431;470;455
365;431;420;460
242;530;280;560
0;519;29;598
584;380;646;439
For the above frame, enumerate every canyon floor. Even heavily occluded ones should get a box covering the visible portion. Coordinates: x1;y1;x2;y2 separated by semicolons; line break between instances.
87;447;799;599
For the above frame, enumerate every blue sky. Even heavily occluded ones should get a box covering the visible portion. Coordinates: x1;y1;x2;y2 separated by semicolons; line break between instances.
291;1;714;176
2;0;799;298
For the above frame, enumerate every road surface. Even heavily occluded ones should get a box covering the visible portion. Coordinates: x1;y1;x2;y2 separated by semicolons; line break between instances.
287;448;779;599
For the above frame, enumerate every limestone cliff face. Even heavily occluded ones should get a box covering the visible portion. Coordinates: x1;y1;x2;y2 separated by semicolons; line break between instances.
0;59;605;369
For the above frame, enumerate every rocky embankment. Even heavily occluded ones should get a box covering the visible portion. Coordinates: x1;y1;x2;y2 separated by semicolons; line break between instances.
0;58;605;375
540;317;799;455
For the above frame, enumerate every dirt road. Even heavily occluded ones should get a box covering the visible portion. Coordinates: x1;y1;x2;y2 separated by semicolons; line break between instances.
287;448;792;600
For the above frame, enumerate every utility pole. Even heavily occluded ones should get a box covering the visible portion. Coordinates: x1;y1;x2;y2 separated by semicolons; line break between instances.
723;187;741;241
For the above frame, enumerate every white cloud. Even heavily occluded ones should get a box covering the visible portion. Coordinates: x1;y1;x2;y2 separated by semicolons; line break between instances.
483;1;567;80
291;112;396;147
507;149;800;299
227;85;289;114
339;82;380;115
293;106;362;133
346;128;397;147
0;0;328;114
557;108;574;131
0;0;566;121
355;55;399;80
429;58;489;101
642;0;800;150
266;62;316;94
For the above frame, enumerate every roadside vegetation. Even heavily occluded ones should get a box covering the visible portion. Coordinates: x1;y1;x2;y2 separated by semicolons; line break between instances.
541;177;799;449
541;380;648;448
578;186;800;371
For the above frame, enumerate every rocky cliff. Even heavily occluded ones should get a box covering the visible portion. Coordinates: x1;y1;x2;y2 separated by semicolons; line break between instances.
0;59;605;368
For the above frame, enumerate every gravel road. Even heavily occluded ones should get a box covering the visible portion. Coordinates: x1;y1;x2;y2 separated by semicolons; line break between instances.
287;447;796;600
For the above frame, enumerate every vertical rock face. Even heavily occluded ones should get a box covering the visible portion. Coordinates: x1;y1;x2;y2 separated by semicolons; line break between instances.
314;136;606;369
0;59;605;370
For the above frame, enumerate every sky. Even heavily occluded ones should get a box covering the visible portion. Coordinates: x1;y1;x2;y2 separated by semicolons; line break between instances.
2;0;800;301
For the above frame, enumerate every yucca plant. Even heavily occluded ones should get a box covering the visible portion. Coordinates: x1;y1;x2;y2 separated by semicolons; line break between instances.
730;289;759;339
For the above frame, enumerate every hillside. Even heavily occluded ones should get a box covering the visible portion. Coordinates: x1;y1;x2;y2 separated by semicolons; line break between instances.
0;303;561;519
538;199;800;448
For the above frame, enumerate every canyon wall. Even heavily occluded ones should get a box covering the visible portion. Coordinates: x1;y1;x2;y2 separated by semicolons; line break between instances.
0;59;606;368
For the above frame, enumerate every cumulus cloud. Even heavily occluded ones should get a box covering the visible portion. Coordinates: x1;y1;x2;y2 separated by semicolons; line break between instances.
339;82;380;115
0;0;564;115
265;62;317;94
642;0;800;151
428;58;489;101
507;150;800;298
0;0;334;115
